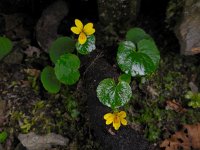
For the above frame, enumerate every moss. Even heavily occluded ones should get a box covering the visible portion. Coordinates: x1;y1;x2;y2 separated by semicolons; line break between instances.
165;0;185;29
9;91;80;134
129;53;200;142
185;91;200;108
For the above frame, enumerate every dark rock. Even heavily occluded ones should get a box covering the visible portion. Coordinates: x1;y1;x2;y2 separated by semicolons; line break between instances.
0;14;5;35
2;13;30;40
84;58;149;150
175;0;200;55
14;143;26;150
97;0;140;27
36;0;68;52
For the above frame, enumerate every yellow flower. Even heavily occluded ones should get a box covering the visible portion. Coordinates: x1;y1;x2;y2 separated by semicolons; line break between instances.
104;111;127;130
71;19;95;45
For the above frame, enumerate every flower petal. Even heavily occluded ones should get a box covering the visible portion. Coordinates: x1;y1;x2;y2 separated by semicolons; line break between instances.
106;117;114;125
71;27;81;34
104;113;114;125
113;117;121;130
78;32;87;44
83;23;95;35
104;113;113;120
75;19;83;30
118;111;126;119
120;118;127;125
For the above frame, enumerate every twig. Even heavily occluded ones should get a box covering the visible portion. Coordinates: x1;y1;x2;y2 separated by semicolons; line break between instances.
83;52;104;77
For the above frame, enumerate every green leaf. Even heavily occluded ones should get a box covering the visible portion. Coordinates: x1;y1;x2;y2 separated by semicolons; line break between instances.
118;74;131;84
96;78;132;109
126;28;152;44
0;37;13;60
76;35;95;55
41;66;61;93
49;37;75;64
0;131;8;143
55;53;80;85
117;40;160;77
138;39;160;66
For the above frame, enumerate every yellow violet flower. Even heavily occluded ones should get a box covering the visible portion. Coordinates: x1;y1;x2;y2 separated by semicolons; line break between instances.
104;111;127;130
71;19;95;45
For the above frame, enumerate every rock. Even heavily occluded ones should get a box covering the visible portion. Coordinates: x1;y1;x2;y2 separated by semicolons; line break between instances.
84;58;149;150
175;0;200;55
18;132;69;150
0;14;5;35
36;0;68;52
97;0;140;27
14;143;26;150
24;45;41;58
189;81;198;93
1;13;30;40
3;49;23;64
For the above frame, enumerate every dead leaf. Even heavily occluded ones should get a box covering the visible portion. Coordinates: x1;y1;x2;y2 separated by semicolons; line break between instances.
24;46;41;58
147;85;159;97
192;47;200;53
24;69;40;78
20;80;31;88
166;100;187;113
160;123;200;150
184;124;200;149
0;100;6;126
108;128;116;135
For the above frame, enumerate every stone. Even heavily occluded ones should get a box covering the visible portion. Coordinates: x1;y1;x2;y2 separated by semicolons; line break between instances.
84;58;149;150
175;0;200;55
36;0;68;52
0;14;5;35
18;132;69;150
97;0;140;27
1;13;30;40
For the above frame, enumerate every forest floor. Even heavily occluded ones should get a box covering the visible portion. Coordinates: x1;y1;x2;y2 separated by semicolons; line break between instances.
0;1;200;150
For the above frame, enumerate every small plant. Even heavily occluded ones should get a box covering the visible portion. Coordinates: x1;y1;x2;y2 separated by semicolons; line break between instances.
117;28;160;77
0;36;13;61
41;19;95;93
0;131;8;143
96;27;160;131
185;91;200;108
97;76;132;130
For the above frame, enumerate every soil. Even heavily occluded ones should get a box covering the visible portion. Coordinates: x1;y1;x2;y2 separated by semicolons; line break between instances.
83;57;149;150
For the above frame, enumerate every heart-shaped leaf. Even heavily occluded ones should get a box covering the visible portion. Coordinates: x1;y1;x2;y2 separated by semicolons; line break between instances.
126;27;152;44
96;78;132;109
49;37;75;64
41;66;61;93
138;39;160;66
117;40;160;76
118;74;131;84
0;37;13;60
54;53;80;85
76;35;95;55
